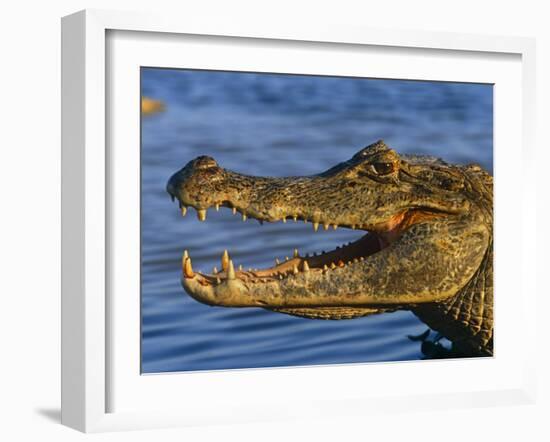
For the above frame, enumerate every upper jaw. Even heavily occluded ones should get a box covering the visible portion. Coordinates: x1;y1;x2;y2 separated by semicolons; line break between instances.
168;169;399;232
167;155;469;232
179;221;393;308
166;155;380;229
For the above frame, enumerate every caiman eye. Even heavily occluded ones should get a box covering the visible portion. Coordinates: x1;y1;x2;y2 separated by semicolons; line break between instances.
372;162;394;175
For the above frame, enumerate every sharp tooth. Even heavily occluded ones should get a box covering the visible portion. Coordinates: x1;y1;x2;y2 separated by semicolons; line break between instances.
323;264;328;271
323;223;329;230
222;249;230;271
279;274;283;280
330;262;336;269
353;258;358;263
182;250;189;262
313;222;319;232
242;213;247;221
238;264;243;271
285;256;289;261
293;248;299;258
183;256;195;278
337;260;345;267
293;215;298;222
213;266;218;274
293;265;299;275
302;260;310;272
348;261;352;265
227;260;236;280
333;224;338;230
181;207;187;217
282;217;287;223
304;218;308;224
216;277;221;284
275;258;280;265
351;224;356;230
197;209;207;221
360;257;365;261
215;203;220;211
232;207;237;215
248;267;253;272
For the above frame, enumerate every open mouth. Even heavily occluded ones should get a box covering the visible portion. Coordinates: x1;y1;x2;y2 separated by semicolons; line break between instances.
175;202;407;288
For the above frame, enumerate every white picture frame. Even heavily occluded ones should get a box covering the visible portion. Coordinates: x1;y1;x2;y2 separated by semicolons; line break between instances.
61;9;537;433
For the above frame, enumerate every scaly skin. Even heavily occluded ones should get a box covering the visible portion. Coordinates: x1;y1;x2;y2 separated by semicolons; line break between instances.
166;140;493;356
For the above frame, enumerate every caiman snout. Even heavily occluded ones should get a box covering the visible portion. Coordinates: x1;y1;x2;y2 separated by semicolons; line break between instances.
166;155;229;220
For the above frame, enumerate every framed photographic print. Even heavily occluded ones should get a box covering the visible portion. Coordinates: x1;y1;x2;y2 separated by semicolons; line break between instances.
61;9;537;432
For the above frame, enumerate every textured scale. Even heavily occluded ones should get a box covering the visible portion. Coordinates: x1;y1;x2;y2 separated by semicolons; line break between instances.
413;243;493;355
271;306;397;320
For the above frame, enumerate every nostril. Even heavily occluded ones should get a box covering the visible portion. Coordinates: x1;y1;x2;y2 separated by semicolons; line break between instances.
193;156;218;170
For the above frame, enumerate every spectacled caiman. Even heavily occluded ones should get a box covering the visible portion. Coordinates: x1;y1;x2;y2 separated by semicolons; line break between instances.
166;140;493;357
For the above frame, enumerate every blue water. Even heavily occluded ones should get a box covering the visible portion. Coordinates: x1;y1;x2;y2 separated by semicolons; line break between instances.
140;68;493;373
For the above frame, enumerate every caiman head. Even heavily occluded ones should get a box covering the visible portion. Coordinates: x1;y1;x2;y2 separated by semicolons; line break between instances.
166;140;492;319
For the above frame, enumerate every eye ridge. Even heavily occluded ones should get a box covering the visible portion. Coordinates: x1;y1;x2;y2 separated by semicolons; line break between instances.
371;161;394;175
